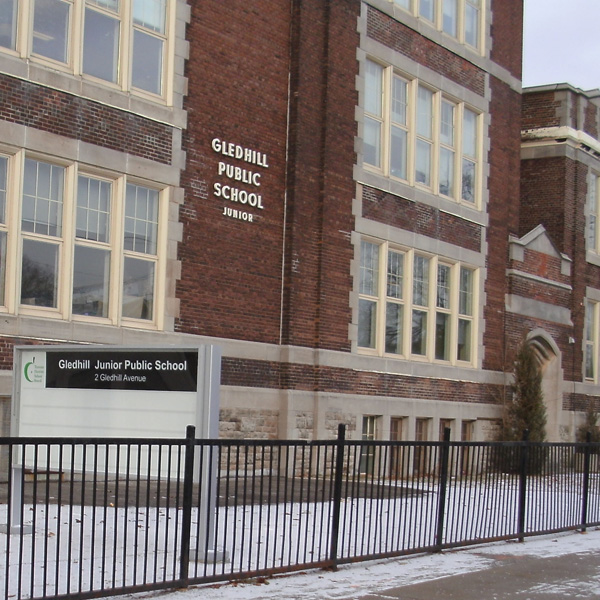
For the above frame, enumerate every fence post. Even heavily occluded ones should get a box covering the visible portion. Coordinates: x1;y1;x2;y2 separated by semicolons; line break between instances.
329;423;346;570
179;425;196;586
581;432;592;532
517;429;529;542
435;427;451;551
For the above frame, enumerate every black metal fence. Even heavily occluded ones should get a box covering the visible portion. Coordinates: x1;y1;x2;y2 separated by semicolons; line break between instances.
2;425;600;600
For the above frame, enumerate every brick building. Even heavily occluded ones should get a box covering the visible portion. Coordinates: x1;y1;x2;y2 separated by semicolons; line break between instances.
0;0;594;443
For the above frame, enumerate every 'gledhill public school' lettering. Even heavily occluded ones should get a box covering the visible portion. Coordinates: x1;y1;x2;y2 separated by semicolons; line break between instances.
211;137;269;223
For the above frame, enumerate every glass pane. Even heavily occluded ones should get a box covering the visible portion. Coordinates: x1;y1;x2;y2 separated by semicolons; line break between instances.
122;256;154;320
394;0;410;8
22;159;64;237
417;86;433;137
77;176;111;242
442;0;457;36
132;29;163;95
436;264;450;308
358;299;377;348
83;8;120;82
586;303;595;342
21;238;59;308
465;2;479;48
441;101;455;146
133;0;166;33
459;267;473;315
390;126;407;180
416;139;431;185
419;0;434;21
364;117;381;168
87;0;119;11
365;60;383;117
462;159;476;203
435;312;450;360
392;76;407;125
463;108;478;157
72;245;110;317
411;309;427;355
457;318;472;361
0;155;6;223
33;0;70;63
413;255;429;306
124;184;159;254
0;0;17;49
385;302;403;354
387;250;404;299
439;148;455;197
360;241;379;296
586;343;595;380
0;231;6;305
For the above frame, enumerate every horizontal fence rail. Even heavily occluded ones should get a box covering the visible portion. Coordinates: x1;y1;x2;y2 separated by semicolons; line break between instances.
2;426;600;600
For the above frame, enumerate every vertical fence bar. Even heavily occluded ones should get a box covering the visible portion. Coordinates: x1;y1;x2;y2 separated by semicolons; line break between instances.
518;430;530;542
179;425;196;586
435;428;451;550
329;424;346;570
581;432;592;532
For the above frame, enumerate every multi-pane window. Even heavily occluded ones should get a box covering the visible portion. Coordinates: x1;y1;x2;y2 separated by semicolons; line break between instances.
585;301;598;381
0;156;7;306
587;173;599;253
20;159;65;308
364;60;481;206
358;239;477;364
392;0;483;50
2;0;170;99
0;152;165;326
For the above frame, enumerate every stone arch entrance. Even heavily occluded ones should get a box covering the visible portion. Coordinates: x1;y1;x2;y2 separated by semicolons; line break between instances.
526;330;564;442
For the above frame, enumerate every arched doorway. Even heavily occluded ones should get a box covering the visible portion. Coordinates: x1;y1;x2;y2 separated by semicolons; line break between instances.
526;330;564;442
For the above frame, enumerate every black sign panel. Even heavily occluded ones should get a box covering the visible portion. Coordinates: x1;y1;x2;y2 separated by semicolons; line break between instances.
46;350;199;391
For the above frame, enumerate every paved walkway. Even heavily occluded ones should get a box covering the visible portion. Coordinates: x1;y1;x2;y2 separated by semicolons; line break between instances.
336;547;600;599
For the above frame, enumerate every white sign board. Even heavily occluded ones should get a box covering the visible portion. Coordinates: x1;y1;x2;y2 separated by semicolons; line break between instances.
13;345;220;440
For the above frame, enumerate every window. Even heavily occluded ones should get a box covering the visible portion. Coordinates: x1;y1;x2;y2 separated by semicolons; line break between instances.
360;416;379;475
3;0;170;99
0;152;165;326
390;0;483;50
364;60;481;206
587;173;599;253
358;239;477;364
0;0;18;50
585;301;598;381
0;155;7;306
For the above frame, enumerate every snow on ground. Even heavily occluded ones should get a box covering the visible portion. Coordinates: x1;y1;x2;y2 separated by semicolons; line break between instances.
110;528;600;600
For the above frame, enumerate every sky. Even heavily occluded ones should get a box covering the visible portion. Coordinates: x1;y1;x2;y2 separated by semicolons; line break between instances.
523;0;600;90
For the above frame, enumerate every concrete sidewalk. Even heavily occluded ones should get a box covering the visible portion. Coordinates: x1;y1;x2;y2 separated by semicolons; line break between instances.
338;547;600;599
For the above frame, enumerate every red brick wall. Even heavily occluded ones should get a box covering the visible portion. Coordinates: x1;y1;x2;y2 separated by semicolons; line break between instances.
0;74;173;163
176;0;292;343
522;91;561;130
482;77;522;372
279;0;359;351
221;357;503;404
490;0;523;79
362;187;482;253
366;5;485;97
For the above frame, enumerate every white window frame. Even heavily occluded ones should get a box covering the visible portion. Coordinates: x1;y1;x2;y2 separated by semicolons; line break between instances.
363;59;482;208
358;238;478;365
1;0;174;103
0;150;167;329
391;0;484;51
587;172;599;254
585;300;598;382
